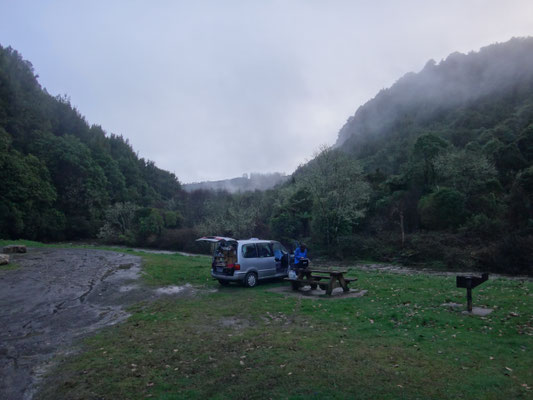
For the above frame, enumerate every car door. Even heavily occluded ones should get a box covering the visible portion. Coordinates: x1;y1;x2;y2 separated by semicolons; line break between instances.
255;242;276;278
240;243;259;275
272;241;289;275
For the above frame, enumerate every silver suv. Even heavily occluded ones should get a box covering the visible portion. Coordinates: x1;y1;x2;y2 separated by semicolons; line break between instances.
196;237;290;287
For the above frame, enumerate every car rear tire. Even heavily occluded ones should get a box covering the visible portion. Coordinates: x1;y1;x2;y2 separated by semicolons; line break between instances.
244;272;258;288
218;279;230;286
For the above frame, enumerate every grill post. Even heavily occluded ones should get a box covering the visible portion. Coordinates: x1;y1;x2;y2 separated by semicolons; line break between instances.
456;273;489;313
467;287;472;312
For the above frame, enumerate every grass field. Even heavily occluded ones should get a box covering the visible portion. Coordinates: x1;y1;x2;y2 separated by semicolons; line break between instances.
1;240;532;399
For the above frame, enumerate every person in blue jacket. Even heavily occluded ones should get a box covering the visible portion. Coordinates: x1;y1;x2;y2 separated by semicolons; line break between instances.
293;243;308;268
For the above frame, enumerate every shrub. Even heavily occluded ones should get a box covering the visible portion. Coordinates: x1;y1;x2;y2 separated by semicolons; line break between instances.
137;208;164;239
97;202;139;245
394;232;475;269
474;234;533;275
162;211;183;228
418;188;467;230
460;214;504;239
336;233;400;262
156;228;205;253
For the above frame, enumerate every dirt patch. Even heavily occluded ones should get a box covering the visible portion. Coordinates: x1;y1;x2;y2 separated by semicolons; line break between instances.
441;302;494;316
267;285;368;300
260;311;296;326
0;247;200;400
218;316;252;330
156;284;195;295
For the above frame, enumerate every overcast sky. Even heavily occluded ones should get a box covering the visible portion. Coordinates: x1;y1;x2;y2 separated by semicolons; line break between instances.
1;1;533;183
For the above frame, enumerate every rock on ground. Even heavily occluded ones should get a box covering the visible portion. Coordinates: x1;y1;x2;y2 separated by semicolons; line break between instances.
3;245;27;254
0;254;9;265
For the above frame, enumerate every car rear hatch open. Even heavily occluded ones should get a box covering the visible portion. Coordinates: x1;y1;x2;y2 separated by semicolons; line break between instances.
196;236;236;243
196;236;239;275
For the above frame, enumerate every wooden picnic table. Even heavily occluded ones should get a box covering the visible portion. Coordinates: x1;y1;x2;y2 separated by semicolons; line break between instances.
284;268;356;295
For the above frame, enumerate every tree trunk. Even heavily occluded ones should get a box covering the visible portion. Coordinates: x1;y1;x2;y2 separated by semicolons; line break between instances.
400;212;405;247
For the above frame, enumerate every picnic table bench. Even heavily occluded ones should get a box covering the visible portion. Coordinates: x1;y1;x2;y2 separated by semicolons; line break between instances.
284;268;357;295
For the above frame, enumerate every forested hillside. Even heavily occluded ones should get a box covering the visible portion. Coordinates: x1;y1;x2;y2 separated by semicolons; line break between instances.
328;37;533;273
0;45;182;241
1;38;532;274
336;37;533;174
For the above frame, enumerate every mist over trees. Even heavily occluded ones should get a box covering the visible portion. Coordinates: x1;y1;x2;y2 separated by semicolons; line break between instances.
331;37;533;274
183;172;289;193
1;37;532;274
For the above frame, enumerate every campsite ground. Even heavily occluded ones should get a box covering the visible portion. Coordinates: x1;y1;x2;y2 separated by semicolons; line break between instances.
0;241;531;399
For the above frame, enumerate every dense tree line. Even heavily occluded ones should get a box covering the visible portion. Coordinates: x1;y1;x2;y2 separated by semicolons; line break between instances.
0;45;182;241
1;39;532;274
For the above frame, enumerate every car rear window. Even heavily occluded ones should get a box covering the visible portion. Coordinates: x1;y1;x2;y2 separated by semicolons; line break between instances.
242;244;258;258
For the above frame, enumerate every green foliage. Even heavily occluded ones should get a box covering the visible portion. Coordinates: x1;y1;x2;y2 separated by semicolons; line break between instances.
296;146;372;249
413;134;449;159
508;166;533;229
460;214;503;239
191;190;269;239
482;138;504;160
162;210;182;228
434;149;496;194
137;208;164;241
517;124;533;161
0;44;182;241
410;133;450;187
155;228;204;253
270;186;312;243
0;128;63;239
496;142;528;178
97;202;140;244
467;191;506;219
475;234;533;274
29;132;109;237
418;188;467;230
270;209;298;242
323;38;533;269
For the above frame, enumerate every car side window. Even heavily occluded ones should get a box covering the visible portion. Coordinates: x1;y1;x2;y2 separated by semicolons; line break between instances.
242;244;258;258
257;243;273;258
